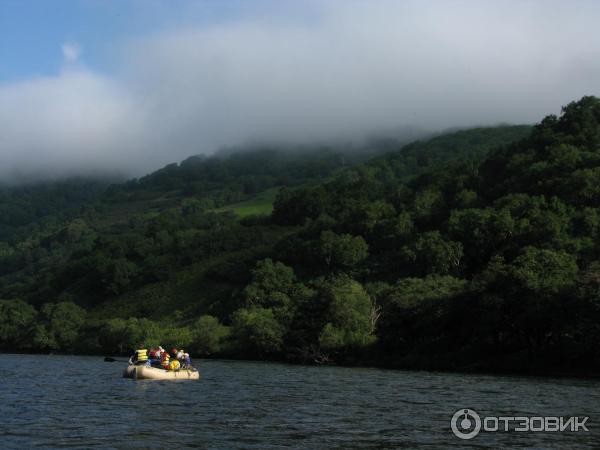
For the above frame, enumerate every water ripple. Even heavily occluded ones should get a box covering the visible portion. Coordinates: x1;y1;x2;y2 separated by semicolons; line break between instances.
0;354;599;449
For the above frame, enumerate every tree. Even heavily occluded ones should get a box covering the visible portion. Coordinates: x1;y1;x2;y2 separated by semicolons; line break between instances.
181;198;204;216
242;259;298;325
98;317;162;354
0;299;37;350
378;275;467;352
318;231;368;271
36;302;86;351
272;186;328;225
98;318;129;354
344;200;396;236
510;247;578;296
317;276;375;352
243;259;295;306
402;231;463;276
161;325;193;350
96;256;139;295
231;307;285;356
448;207;513;268
413;189;444;223
454;189;478;208
192;315;230;355
392;212;414;241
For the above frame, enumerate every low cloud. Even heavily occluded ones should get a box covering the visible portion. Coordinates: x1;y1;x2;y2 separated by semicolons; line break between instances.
1;0;600;181
0;69;143;180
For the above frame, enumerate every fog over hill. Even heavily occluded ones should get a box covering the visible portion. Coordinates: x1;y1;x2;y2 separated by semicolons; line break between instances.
1;0;599;181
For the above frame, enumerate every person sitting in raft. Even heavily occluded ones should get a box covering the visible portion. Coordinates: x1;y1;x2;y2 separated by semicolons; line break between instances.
182;352;192;368
168;359;180;371
173;348;188;367
129;344;150;366
151;346;165;367
161;351;171;370
147;346;164;368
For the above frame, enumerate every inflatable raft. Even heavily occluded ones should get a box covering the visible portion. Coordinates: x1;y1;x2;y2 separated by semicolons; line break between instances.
123;364;200;380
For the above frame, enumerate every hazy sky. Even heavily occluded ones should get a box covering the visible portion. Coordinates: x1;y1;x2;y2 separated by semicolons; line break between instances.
1;0;599;180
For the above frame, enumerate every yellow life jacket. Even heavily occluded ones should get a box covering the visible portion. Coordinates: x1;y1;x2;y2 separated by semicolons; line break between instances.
169;360;180;371
136;349;148;362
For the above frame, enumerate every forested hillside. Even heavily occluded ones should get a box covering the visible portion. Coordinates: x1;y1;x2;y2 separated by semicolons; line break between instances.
0;178;113;242
270;97;600;372
10;109;595;374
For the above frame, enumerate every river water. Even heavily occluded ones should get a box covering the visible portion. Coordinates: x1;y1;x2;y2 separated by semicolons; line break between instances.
0;354;599;449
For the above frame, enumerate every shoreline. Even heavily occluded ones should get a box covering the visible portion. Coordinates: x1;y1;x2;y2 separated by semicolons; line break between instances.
3;350;599;381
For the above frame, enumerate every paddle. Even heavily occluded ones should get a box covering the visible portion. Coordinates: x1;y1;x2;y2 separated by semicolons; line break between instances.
104;356;130;363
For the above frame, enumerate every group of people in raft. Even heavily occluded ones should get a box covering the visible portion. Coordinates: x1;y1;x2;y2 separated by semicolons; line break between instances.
130;345;193;371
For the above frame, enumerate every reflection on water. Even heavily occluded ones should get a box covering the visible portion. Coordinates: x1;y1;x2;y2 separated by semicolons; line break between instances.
0;354;599;448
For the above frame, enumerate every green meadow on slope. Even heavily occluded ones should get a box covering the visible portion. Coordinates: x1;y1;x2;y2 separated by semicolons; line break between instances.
214;187;279;217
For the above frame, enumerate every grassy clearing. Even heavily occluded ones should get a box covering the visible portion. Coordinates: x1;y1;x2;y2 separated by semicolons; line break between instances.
215;187;280;217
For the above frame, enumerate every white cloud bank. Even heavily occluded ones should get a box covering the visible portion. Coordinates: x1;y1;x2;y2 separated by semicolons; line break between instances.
1;0;600;180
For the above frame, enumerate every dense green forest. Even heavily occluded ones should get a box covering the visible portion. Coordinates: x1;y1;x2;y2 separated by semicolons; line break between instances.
0;178;114;242
11;96;599;375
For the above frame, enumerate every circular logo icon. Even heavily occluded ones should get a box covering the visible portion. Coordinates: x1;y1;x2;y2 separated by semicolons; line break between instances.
451;408;481;440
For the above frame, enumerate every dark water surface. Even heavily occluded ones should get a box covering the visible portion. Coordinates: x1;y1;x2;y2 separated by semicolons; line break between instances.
1;354;599;449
